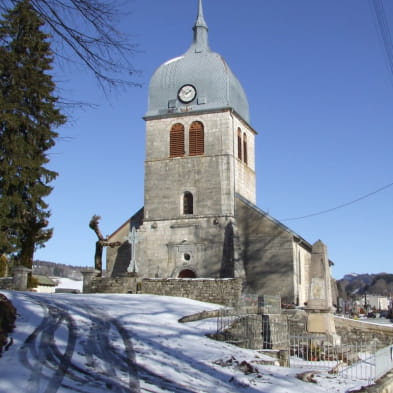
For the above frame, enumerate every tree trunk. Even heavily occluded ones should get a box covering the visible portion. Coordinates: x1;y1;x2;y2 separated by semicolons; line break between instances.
19;239;34;287
94;241;103;276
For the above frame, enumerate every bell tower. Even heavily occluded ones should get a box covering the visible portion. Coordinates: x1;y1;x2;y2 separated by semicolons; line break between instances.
138;0;256;279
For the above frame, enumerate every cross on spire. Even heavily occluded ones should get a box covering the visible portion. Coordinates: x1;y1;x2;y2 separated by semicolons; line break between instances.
195;0;208;29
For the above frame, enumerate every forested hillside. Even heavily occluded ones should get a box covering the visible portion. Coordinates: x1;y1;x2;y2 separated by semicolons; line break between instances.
33;260;86;280
337;273;393;298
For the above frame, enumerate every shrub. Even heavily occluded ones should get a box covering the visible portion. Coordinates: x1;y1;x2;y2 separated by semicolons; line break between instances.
0;294;16;356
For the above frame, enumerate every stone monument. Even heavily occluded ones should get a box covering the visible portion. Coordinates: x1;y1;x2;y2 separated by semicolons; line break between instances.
12;266;31;291
126;227;139;274
306;240;340;344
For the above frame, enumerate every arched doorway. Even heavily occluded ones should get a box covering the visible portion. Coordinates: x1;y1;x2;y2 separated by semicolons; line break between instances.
178;269;196;278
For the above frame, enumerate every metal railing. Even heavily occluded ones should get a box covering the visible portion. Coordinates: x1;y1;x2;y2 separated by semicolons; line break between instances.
375;345;393;380
289;335;382;384
215;304;393;385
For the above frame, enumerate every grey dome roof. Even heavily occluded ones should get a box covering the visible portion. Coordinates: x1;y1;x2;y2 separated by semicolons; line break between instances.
145;0;250;123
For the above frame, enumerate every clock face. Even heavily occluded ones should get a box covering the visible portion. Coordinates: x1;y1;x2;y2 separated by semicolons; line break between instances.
178;84;197;103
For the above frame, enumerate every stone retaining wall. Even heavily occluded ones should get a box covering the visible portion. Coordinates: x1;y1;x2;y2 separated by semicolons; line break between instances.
141;278;242;306
334;316;393;348
84;276;242;306
284;312;393;348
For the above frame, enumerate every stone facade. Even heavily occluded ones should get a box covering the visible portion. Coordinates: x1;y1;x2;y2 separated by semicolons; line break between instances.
131;110;255;282
235;195;316;305
103;193;336;306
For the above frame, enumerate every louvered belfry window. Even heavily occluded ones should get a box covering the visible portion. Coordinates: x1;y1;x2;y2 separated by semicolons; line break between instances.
170;123;185;157
237;128;242;160
243;133;248;165
189;121;204;156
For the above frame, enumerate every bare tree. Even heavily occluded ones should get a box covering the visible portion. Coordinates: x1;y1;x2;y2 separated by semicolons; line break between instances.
0;0;140;91
89;215;121;276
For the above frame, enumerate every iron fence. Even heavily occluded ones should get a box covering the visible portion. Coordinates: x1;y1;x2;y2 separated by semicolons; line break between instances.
289;335;380;384
215;305;393;385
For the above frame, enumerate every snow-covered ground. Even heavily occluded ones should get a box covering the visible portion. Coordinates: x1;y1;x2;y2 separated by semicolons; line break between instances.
0;291;370;393
52;277;83;291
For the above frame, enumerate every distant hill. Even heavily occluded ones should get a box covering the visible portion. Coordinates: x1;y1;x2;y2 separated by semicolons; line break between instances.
33;260;87;280
337;273;393;298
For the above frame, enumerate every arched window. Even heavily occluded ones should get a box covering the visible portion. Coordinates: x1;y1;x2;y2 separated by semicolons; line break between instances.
189;121;204;156
237;128;242;160
170;123;184;157
243;132;248;165
183;192;193;214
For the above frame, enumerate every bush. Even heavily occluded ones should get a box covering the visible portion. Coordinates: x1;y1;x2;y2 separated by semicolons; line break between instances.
0;294;16;356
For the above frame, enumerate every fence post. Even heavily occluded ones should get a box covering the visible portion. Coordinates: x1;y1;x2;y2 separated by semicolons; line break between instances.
278;349;290;367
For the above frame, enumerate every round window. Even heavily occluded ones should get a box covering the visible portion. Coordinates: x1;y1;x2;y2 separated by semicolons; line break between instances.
183;253;191;261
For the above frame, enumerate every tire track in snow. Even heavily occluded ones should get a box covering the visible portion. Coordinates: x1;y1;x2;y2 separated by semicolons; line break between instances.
18;294;140;393
79;305;140;392
19;300;77;393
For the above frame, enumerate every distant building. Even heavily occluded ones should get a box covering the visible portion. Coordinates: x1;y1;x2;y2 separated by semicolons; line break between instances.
366;295;389;311
33;275;56;294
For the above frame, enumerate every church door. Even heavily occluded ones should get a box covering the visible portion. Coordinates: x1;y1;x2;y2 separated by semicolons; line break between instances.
178;269;196;278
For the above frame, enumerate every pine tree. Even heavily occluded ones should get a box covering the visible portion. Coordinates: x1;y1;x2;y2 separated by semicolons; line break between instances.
0;0;66;274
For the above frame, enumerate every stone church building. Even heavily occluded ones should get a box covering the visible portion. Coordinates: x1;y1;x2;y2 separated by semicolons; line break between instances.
99;0;336;307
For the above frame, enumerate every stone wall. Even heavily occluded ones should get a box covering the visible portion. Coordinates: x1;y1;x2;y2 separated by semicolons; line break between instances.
285;311;393;348
334;316;393;348
141;278;242;306
0;267;31;291
84;276;137;294
215;314;263;349
83;276;242;306
235;196;299;303
0;277;13;290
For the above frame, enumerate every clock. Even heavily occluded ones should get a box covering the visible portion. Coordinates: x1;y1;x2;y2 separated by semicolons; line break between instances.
178;84;197;103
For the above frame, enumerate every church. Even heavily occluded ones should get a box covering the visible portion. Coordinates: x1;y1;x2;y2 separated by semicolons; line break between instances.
101;0;336;307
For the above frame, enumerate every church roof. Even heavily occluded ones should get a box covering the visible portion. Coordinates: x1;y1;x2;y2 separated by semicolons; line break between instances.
235;194;313;252
145;0;250;123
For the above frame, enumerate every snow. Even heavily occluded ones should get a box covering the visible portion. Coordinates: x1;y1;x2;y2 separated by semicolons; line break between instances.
52;277;83;291
0;291;372;393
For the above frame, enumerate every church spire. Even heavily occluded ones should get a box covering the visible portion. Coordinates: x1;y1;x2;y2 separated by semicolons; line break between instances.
192;0;209;52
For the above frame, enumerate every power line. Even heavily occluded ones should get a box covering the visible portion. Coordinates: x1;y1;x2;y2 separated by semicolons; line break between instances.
370;0;393;84
281;181;393;221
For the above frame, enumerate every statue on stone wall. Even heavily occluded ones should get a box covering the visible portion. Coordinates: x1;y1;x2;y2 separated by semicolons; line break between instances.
89;215;121;276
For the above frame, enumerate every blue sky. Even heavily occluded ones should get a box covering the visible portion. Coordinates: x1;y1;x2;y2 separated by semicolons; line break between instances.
34;0;393;279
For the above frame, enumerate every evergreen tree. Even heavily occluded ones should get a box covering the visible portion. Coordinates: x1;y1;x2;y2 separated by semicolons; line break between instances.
0;0;66;274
